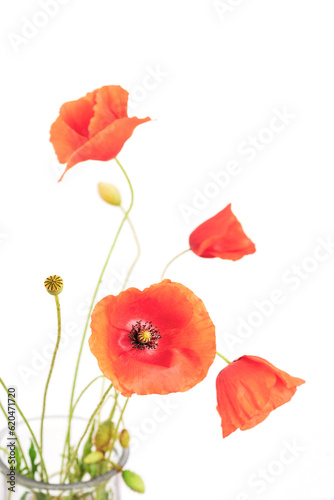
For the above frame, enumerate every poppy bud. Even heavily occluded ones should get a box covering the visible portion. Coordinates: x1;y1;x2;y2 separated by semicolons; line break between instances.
44;275;63;296
83;451;104;465
98;182;121;206
119;429;130;448
94;421;114;449
122;470;145;493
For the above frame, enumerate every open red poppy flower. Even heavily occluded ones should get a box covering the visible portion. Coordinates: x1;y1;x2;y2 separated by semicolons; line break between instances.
50;85;151;181
189;204;256;261
216;355;305;438
89;280;216;396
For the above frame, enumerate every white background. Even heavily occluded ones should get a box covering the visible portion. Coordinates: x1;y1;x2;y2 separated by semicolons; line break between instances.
1;1;334;499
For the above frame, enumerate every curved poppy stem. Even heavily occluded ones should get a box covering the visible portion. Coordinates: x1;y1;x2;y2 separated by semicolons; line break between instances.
0;401;29;471
63;157;134;476
63;383;113;482
119;205;141;291
216;351;231;364
107;397;129;460
40;294;61;479
160;249;191;280
0;379;49;482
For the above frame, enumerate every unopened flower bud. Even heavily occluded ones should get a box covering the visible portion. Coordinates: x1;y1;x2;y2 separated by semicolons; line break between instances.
122;470;145;493
44;275;63;296
98;183;121;206
94;421;114;449
83;451;104;464
119;429;130;448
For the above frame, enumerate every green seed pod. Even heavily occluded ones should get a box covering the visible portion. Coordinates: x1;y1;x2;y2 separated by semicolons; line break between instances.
119;429;130;448
98;182;122;206
83;451;104;465
94;421;114;449
122;470;145;493
44;275;63;295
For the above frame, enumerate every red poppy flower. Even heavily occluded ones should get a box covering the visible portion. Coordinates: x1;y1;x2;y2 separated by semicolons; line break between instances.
89;280;216;396
189;204;256;261
50;85;151;181
216;356;305;438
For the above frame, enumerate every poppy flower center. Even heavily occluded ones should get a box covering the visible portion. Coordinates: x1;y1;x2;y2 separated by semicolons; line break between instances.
129;320;161;351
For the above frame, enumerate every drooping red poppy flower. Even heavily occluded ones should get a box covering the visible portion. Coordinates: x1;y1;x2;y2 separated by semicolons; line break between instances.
89;280;216;396
189;204;256;261
216;355;305;438
50;85;151;181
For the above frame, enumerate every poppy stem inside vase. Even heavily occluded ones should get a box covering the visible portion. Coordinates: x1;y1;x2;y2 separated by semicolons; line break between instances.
0;378;49;482
160;249;191;280
63;382;114;482
107;397;129;460
0;401;29;471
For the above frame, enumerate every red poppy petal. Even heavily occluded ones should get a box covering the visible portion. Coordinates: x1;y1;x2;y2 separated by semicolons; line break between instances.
245;356;305;388
88;86;129;138
59;91;96;138
58;116;151;181
111;347;205;396
216;356;305;437
89;280;216;396
189;204;256;260
50;116;88;164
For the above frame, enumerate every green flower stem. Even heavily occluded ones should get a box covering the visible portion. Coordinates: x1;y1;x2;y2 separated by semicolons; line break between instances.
107;397;129;460
40;294;62;475
0;379;49;482
63;383;113;482
98;377;106;425
216;351;231;364
0;401;29;471
64;157;134;466
109;461;123;472
160;249;191;280
120;205;141;291
108;390;119;421
72;376;105;415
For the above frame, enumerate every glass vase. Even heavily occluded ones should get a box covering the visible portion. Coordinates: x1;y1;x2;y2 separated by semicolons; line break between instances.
0;416;129;499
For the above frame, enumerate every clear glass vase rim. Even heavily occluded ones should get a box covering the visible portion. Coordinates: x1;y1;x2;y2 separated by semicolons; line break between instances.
0;415;129;491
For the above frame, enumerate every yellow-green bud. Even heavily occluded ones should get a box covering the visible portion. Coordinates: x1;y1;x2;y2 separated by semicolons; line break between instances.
98;183;121;206
94;421;114;449
83;451;104;465
122;470;145;493
44;275;63;296
119;429;130;448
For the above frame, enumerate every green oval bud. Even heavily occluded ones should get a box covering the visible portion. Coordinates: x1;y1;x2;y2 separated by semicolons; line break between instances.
83;451;104;465
122;470;145;493
98;183;121;206
119;429;130;448
94;421;114;449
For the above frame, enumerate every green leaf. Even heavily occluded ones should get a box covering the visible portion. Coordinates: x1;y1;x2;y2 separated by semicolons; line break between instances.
15;446;22;473
83;421;95;459
122;470;145;493
28;441;38;479
20;493;30;500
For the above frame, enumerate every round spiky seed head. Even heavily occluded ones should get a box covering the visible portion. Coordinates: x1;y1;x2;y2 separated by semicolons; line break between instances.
44;275;63;295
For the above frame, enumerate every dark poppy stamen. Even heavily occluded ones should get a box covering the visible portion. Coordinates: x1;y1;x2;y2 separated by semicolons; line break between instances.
129;320;161;350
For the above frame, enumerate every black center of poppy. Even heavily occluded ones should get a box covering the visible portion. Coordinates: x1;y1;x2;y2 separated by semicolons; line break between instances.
129;320;161;350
